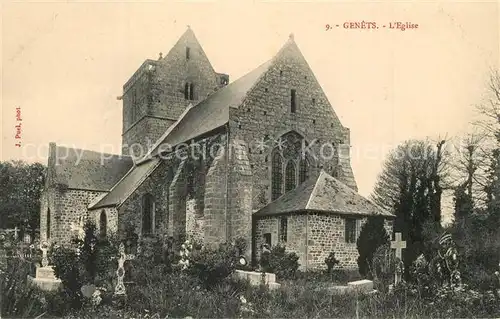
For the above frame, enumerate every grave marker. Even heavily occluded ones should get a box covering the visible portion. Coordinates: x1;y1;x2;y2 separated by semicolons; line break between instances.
114;242;135;296
391;232;406;285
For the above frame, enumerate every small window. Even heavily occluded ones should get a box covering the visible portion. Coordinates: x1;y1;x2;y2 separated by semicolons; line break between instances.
291;89;296;113
131;90;137;123
186;47;190;60
263;233;272;246
184;83;189;100
279;217;288;242
312;98;316;104
142;194;155;235
345;218;356;243
189;83;195;100
100;210;107;239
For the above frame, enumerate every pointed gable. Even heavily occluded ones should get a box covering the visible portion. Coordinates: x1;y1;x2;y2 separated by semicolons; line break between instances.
158;26;221;97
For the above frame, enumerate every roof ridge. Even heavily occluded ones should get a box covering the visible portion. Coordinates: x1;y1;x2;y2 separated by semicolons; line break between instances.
305;171;326;210
89;158;162;209
55;145;131;159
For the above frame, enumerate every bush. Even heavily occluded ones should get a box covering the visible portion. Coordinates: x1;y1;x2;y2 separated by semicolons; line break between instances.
188;243;238;288
51;219;120;310
324;251;340;275
357;216;390;278
1;258;47;318
261;244;299;280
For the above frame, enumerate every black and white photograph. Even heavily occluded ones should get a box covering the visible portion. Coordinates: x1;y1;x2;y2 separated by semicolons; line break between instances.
1;1;499;318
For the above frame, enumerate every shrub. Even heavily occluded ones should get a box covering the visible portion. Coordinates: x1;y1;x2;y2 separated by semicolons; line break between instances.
1;258;47;318
51;219;119;310
357;216;389;278
51;246;83;309
324;251;340;275
261;244;299;280
188;243;238;288
371;243;396;292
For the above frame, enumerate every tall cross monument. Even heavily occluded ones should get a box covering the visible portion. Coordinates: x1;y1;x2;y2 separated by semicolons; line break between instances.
391;232;406;285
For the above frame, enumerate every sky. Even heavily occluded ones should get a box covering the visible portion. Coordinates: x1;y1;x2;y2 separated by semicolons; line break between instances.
2;1;499;211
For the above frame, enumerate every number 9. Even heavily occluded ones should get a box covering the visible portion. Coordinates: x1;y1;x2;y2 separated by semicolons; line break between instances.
326;24;331;31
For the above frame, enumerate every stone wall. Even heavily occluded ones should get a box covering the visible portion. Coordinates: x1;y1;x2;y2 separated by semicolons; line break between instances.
118;160;173;239
229;37;358;215
227;138;253;258
90;207;119;237
203;138;228;246
254;214;307;267
48;189;106;245
118;133;226;245
254;212;394;271
306;213;363;269
121;28;227;157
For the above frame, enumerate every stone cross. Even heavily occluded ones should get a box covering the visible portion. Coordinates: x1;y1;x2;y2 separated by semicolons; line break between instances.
114;242;135;296
391;232;406;285
41;244;49;267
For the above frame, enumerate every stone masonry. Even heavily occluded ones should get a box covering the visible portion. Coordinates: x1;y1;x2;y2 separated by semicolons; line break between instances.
255;213;393;270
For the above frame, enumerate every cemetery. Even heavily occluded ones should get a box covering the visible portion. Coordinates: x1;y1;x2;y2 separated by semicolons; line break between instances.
2;213;500;318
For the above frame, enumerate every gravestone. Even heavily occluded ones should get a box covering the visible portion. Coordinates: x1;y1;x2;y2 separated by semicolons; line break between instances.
27;242;61;291
390;232;406;286
114;242;135;296
234;270;281;290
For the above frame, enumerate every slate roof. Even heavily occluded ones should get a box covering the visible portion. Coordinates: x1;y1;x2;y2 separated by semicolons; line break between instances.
140;59;273;162
254;170;394;218
88;158;161;209
52;145;133;192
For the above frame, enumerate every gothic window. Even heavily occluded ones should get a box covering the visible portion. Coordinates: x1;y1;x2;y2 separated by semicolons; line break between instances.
142;193;155;235
279;217;288;242
46;208;51;239
99;210;107;239
299;158;309;183
290;89;297;113
186;47;190;60
285;161;297;191
271;152;283;200
189;83;195;100
345;218;356;243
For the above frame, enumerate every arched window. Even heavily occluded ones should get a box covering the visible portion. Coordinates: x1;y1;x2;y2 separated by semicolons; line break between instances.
99;210;107;239
184;83;189;100
299;158;309;183
285;161;297;191
189;83;195;100
142;194;155;235
46;208;51;239
271;152;283;200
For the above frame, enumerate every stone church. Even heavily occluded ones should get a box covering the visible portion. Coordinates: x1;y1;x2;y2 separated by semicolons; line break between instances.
39;27;394;270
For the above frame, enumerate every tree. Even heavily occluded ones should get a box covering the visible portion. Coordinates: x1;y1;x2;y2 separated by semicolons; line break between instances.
0;160;46;236
371;139;448;277
357;216;389;278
